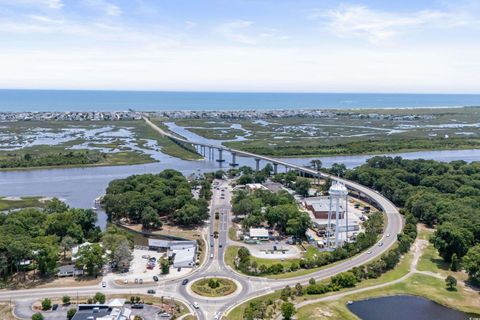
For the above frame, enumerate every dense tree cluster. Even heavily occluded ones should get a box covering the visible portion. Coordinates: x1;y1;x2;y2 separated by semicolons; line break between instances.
231;188;309;238
0;199;99;280
346;156;479;271
102;170;209;228
0;151;104;169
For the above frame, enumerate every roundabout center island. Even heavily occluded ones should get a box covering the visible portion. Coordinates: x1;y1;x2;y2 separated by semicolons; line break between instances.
190;277;238;297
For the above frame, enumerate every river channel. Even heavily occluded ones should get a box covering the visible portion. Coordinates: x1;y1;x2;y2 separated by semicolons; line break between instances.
1;122;480;229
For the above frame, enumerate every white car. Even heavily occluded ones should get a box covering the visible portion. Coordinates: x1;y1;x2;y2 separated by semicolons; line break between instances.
193;302;199;309
386;233;391;237
214;312;221;319
123;279;128;284
102;281;107;288
367;251;372;254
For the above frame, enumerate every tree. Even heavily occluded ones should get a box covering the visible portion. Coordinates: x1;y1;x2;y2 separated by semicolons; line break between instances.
160;258;170;274
310;159;322;171
141;206;162;230
113;240;133;271
309;278;316;285
74;243;105;277
450;253;459;271
67;308;76;320
94;292;106;304
41;298;52;310
295;177;310;197
463;244;480;283
32;313;44;320
331;272;358;288
280;285;292;301
432;222;474;262
281;302;296;320
330;163;347;177
445;275;457;291
295;282;303;296
62;295;71;305
60;236;77;260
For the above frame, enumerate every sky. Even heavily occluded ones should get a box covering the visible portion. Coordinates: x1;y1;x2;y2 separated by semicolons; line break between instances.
0;0;479;93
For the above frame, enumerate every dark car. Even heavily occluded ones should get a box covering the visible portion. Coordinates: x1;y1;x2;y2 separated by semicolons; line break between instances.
147;289;156;294
219;244;223;248
182;279;189;285
52;304;58;311
132;304;144;309
153;276;159;281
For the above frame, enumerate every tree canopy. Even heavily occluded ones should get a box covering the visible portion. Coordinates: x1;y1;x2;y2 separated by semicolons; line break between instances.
102;169;209;228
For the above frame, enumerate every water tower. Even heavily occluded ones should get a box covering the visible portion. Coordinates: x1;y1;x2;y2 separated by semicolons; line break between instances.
328;181;349;249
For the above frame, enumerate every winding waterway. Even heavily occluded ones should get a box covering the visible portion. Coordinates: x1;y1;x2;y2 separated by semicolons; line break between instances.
1;147;480;229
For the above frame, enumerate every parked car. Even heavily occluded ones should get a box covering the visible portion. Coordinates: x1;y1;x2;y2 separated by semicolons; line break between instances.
139;279;143;284
147;289;156;294
52;304;58;311
153;276;159;282
182;279;189;285
102;281;107;288
131;304;144;309
123;279;128;284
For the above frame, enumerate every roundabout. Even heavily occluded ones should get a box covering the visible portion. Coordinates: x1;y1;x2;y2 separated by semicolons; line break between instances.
189;277;240;298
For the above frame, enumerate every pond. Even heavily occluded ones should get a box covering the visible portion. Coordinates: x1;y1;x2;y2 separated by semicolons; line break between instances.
347;295;472;320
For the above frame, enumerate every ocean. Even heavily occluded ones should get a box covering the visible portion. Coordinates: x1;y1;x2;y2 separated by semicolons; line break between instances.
0;89;479;111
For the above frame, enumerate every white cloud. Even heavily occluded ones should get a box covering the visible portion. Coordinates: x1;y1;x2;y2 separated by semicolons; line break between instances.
316;5;448;43
185;21;197;29
0;0;63;9
214;20;257;45
83;0;122;16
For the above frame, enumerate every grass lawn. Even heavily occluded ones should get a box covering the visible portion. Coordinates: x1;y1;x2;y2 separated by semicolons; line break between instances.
191;278;237;297
296;274;480;319
226;249;414;320
416;227;469;282
228;227;238;241
0;196;50;211
225;245;357;280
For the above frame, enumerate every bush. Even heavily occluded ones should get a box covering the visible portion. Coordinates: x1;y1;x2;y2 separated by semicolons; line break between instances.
67;308;77;320
94;292;106;304
62;296;71;305
41;298;51;311
32;313;44;320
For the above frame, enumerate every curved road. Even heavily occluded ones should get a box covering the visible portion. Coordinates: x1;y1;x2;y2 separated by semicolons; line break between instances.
0;119;403;320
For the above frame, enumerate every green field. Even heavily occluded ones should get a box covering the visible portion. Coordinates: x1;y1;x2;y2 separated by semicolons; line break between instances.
0;196;50;211
191;278;237;297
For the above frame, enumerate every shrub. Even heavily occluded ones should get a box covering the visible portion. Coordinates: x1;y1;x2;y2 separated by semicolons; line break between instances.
41;298;51;311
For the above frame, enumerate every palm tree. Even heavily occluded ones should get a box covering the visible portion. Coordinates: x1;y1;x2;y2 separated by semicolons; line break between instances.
310;159;322;171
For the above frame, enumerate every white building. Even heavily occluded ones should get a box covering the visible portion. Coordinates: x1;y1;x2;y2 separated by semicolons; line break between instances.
148;239;197;268
249;228;270;240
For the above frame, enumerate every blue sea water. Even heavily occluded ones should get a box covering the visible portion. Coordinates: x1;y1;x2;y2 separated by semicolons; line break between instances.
0;89;479;111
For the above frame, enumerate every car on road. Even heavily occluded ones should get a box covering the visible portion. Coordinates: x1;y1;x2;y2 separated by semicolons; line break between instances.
153;276;159;282
210;243;214;247
378;242;384;247
367;251;372;254
219;244;223;248
131;304;144;309
220;196;225;199
193;302;199;309
214;312;221;319
52;304;58;311
210;253;214;259
386;233;390;237
147;289;156;294
102;281;107;288
182;279;189;285
123;279;128;284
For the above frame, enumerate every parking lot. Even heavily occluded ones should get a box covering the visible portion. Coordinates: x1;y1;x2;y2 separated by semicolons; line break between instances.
106;248;192;285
